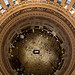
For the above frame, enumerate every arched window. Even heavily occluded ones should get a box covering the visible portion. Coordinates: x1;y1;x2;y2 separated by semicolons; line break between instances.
0;3;6;13
65;0;71;5
69;3;75;14
4;0;11;8
64;0;71;9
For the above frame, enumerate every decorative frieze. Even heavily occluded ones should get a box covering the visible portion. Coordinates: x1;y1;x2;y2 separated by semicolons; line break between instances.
0;7;75;35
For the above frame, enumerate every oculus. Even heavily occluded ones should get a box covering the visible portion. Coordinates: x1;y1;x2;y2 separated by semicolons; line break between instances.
33;50;40;54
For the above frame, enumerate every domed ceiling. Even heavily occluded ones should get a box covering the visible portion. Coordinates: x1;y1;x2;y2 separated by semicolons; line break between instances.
0;0;75;75
9;25;65;75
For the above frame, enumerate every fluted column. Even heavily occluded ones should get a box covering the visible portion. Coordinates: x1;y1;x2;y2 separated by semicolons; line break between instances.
54;0;57;4
0;0;7;10
67;0;75;11
9;0;14;6
61;0;66;6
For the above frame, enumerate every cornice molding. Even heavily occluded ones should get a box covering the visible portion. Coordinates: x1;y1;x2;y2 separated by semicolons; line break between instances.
0;4;75;36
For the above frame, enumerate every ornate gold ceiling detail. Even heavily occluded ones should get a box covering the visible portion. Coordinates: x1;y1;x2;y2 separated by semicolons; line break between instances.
0;2;75;75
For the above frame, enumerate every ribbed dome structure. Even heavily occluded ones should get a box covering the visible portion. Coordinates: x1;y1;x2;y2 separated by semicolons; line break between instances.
0;0;75;75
